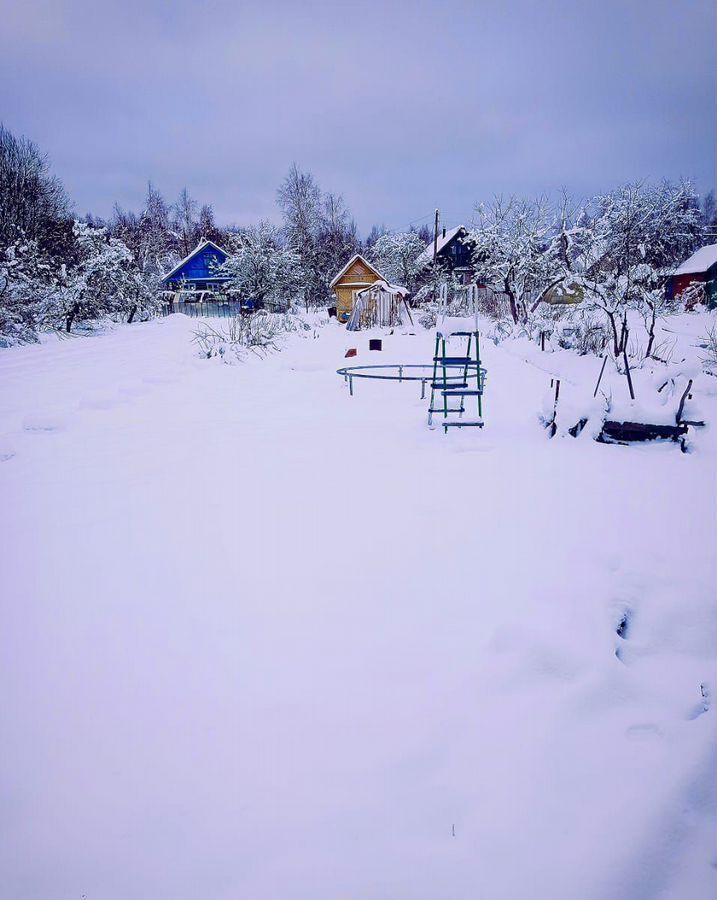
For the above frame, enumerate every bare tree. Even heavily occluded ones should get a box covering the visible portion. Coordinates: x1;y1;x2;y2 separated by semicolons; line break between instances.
0;123;71;252
173;187;198;257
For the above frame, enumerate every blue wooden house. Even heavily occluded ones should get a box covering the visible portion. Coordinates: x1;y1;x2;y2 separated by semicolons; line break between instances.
162;239;229;293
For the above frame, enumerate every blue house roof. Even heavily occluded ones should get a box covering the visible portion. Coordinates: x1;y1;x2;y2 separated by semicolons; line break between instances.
162;239;229;286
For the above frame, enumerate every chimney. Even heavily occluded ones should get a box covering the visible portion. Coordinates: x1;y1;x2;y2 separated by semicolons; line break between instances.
442;227;446;238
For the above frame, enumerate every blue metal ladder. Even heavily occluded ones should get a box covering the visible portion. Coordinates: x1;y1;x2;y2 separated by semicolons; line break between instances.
428;328;486;432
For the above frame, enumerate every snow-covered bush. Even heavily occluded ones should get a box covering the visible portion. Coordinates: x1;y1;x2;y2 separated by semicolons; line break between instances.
192;310;306;362
475;286;511;322
529;305;609;355
701;323;717;375
417;307;437;329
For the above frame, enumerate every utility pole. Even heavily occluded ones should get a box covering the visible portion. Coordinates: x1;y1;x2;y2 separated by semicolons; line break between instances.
433;208;440;265
433;208;440;303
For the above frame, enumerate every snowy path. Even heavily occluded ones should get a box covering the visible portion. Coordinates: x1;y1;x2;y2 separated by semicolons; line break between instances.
1;316;715;899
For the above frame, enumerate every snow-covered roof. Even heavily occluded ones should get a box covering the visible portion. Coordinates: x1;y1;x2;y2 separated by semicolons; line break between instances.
329;253;386;288
673;244;717;276
415;226;467;269
356;279;408;297
161;239;228;283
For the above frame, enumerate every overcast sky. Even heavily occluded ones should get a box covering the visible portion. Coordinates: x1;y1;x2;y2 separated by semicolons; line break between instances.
1;0;715;234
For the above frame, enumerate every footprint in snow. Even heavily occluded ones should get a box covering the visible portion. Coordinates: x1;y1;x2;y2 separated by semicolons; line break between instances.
22;414;66;433
0;446;16;461
611;601;635;663
626;722;662;741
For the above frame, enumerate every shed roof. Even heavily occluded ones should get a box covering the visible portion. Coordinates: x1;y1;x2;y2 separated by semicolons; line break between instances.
329;253;386;288
356;279;408;297
673;244;717;276
161;239;228;283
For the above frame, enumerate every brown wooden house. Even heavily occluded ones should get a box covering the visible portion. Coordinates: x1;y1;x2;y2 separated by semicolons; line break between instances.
330;254;386;323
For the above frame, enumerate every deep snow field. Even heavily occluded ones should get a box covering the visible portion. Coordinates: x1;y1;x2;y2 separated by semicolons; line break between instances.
1;311;716;900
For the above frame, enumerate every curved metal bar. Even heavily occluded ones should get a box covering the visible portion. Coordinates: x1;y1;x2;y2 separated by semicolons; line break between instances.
336;363;475;382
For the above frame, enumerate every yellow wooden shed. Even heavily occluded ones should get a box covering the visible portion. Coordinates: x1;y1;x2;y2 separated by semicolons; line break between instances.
330;254;386;323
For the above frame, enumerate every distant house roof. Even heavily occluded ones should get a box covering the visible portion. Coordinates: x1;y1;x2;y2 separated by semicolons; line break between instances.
162;239;228;284
415;226;469;269
329;253;386;288
673;244;717;276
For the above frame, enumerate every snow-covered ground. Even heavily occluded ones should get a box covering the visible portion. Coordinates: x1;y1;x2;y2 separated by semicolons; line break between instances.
1;313;716;899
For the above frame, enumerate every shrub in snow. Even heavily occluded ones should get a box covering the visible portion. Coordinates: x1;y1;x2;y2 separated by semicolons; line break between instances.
701;323;717;376
417;307;437;329
530;305;609;356
192;311;307;362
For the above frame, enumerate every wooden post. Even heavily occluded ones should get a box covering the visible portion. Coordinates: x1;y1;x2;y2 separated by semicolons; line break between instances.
676;378;693;423
622;350;635;401
549;378;560;437
593;355;608;398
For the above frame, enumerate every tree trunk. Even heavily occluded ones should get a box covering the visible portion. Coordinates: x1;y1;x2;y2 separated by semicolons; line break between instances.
505;284;519;324
66;301;80;333
618;313;629;355
605;310;620;357
645;301;656;358
127;304;138;324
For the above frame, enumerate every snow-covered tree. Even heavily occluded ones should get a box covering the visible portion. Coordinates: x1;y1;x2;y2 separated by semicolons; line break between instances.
56;221;151;332
702;190;717;233
468;196;561;324
317;192;359;295
173;187;199;258
0;238;57;344
364;224;388;251
369;231;425;291
197;203;223;245
111;182;178;279
219;222;302;311
556;181;702;357
277;165;359;309
277;165;324;309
